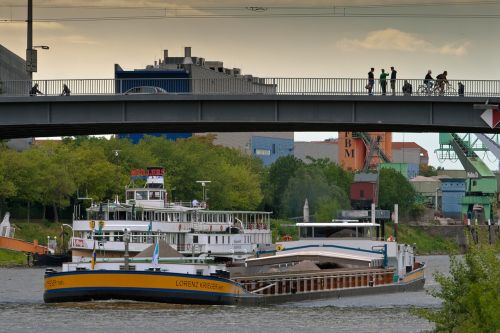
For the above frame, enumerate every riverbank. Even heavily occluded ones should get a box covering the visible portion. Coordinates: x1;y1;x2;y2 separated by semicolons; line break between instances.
0;221;69;267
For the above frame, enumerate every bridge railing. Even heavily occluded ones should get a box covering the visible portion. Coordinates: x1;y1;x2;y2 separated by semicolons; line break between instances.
0;78;499;97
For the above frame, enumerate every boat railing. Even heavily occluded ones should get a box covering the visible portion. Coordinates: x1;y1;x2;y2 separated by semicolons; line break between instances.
234;268;395;296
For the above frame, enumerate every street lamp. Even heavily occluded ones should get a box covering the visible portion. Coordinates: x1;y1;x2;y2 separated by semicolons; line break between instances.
196;181;211;202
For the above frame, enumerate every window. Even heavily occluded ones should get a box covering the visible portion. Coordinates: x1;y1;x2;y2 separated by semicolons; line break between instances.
126;191;134;200
193;235;198;244
255;149;271;156
208;236;211;244
149;191;161;200
136;191;147;200
360;190;365;198
216;236;218;244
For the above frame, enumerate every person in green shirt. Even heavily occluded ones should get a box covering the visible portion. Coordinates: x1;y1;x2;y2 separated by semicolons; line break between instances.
379;69;389;95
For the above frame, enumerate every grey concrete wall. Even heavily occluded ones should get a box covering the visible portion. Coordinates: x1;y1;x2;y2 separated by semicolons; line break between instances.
294;142;339;163
392;148;421;165
190;65;275;94
0;45;29;95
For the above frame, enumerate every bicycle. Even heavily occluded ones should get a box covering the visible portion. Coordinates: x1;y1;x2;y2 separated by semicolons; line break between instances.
417;81;456;96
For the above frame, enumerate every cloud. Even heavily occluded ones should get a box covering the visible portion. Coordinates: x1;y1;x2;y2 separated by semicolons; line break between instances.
56;35;100;45
0;21;65;31
338;28;469;56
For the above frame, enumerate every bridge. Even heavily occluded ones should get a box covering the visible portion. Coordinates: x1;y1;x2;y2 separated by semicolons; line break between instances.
0;78;499;139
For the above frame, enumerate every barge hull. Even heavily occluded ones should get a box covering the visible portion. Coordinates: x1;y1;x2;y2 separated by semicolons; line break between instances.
245;277;425;305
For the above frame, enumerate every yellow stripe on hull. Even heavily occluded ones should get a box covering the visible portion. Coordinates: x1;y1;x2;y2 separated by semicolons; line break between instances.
44;271;252;305
45;272;243;295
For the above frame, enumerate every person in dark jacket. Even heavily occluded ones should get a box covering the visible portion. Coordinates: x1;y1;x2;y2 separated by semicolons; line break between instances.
367;68;375;95
436;71;449;95
423;70;434;94
60;84;71;96
458;82;465;97
29;83;42;96
390;66;397;95
402;80;413;96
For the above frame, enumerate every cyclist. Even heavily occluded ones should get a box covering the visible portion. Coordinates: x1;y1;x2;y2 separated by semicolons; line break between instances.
436;71;449;95
423;70;434;94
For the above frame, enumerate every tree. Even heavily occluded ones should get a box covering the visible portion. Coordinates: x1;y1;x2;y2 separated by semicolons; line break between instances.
420;164;438;177
0;148;17;215
281;168;350;219
263;155;304;217
416;231;500;332
378;168;416;216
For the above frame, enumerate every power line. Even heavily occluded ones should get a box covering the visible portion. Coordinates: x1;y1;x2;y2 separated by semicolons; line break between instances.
1;3;500;22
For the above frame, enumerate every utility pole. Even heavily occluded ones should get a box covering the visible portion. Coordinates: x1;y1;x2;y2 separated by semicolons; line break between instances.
26;0;35;80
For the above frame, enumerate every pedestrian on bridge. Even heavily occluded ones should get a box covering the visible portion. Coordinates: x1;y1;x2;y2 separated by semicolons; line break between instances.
367;68;375;95
379;69;389;95
29;83;42;96
60;84;71;96
390;66;397;95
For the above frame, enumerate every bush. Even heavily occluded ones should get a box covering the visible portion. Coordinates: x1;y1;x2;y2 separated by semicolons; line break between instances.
415;230;500;332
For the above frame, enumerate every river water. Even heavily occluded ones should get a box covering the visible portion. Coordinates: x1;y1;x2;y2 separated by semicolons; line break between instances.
0;256;450;333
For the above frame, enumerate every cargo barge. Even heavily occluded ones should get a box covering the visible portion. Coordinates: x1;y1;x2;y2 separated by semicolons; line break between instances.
44;220;425;305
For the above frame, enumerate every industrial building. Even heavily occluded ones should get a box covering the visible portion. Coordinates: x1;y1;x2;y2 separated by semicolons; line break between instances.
294;137;428;178
0;45;33;151
114;47;293;165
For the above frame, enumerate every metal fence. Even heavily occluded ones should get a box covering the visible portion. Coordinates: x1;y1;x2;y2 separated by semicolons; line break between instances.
0;78;499;97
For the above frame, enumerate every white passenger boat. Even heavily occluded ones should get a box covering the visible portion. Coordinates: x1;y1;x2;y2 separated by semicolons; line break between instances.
69;167;272;263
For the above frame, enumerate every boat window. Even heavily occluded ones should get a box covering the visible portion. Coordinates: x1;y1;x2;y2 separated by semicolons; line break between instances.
215;236;218;244
193;235;198;244
126;191;134;200
150;191;161;200
136;191;147;200
208;236;211;244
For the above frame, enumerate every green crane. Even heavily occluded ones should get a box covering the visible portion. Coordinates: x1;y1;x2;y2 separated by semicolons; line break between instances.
436;133;497;223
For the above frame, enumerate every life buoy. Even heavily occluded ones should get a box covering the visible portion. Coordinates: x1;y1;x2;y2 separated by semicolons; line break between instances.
276;244;284;251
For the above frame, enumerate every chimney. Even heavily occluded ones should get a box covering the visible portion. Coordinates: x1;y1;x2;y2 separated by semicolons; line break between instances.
184;46;192;57
163;49;168;61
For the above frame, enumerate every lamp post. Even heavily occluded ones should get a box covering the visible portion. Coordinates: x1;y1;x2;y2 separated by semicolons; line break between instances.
26;0;49;79
196;181;211;202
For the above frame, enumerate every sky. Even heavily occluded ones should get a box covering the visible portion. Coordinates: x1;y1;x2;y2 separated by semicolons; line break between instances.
1;0;499;169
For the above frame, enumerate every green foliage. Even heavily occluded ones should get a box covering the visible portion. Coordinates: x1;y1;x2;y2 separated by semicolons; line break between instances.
0;136;265;220
416;231;500;332
384;222;457;255
281;167;350;220
263;155;304;216
420;164;439;177
378;168;416;215
271;219;299;242
12;221;68;246
409;203;426;220
0;249;26;266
